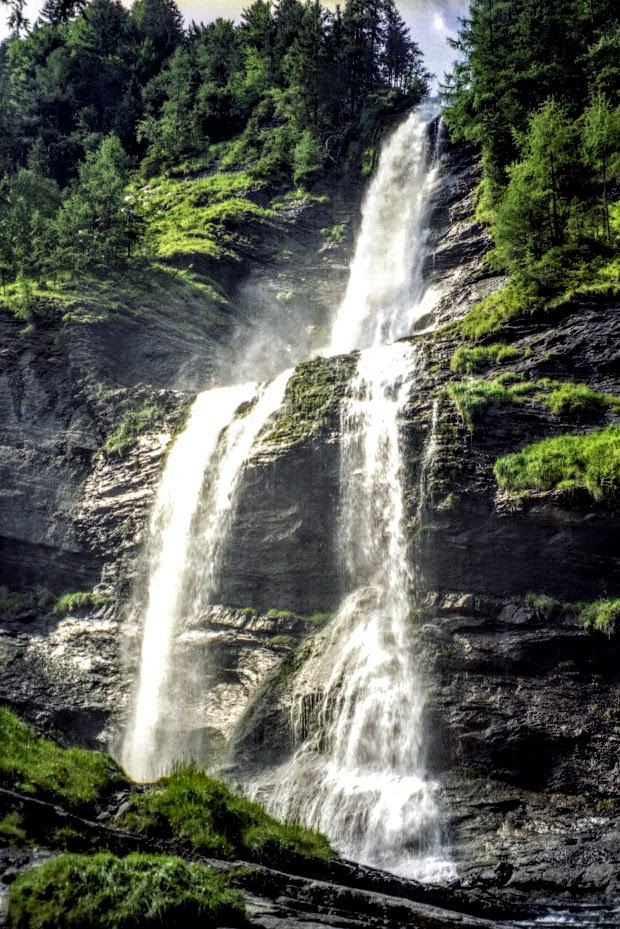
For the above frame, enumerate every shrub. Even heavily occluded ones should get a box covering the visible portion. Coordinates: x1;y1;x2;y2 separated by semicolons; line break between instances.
0;706;126;809
7;852;245;929
494;426;620;501
450;342;520;375
543;383;608;421
579;599;620;636
118;766;334;868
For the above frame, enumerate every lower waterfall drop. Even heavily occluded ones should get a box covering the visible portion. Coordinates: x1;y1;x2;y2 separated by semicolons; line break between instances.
122;371;292;782
248;343;454;882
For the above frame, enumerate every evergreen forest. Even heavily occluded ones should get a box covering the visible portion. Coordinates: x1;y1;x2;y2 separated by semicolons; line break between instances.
444;0;620;322
0;0;428;314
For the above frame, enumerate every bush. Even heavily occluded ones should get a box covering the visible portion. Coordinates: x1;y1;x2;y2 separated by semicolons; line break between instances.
494;425;620;501
7;852;245;929
579;599;620;636
450;342;520;374
543;383;609;421
0;706;126;809
118;766;334;868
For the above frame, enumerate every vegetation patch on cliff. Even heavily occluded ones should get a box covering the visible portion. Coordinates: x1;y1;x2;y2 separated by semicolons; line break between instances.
0;707;126;810
52;591;114;616
447;378;533;430
450;342;520;374
494;426;620;501
103;401;171;458
542;383;620;422
7;852;245;929
141;171;272;262
579;598;620;636
262;355;357;448
117;766;334;868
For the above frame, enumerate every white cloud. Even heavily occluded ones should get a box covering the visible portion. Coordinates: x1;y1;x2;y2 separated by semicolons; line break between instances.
432;11;447;32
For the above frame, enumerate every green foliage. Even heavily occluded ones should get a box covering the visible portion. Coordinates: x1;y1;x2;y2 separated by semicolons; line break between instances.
450;342;520;374
118;766;334;868
447;378;529;430
56;134;141;272
320;224;347;246
103;404;163;457
457;286;541;342
579;598;620;636
292;129;324;186
444;0;620;298
0;0;429;303
0;706;126;809
494;426;620;501
543;383;610;421
265;355;357;447
0;586;27;613
0;811;28;847
52;591;113;616
137;170;272;260
269;634;296;646
7;852;245;929
305;612;330;626
522;593;562;620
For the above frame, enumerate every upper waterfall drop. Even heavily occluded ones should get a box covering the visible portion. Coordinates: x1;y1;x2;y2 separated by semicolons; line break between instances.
327;103;444;355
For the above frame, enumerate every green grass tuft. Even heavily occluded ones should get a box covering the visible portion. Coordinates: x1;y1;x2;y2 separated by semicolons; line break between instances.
456;285;541;341
447;378;528;430
103;404;164;458
0;811;28;847
0;706;126;809
522;592;562;620
52;591;113;616
494;426;620;501
543;382;613;421
7;852;245;929
579;599;620;636
139;171;271;261
450;342;520;374
118;766;334;868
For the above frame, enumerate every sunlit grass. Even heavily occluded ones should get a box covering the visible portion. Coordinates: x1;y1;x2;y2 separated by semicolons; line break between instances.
494;425;620;501
8;852;245;929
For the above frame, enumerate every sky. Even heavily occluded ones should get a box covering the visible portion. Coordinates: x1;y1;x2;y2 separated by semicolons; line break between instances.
1;0;469;88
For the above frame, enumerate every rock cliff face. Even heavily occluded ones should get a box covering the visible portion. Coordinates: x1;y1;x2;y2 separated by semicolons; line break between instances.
0;180;360;746
2;131;620;907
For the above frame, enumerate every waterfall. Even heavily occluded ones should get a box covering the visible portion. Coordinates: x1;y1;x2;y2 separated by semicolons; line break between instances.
122;373;291;782
242;105;452;879
121;102;452;879
248;345;452;880
327;103;444;355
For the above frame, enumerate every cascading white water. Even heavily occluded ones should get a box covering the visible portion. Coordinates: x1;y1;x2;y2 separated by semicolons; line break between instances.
122;372;291;782
249;345;453;880
122;101;452;878
327;103;444;355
